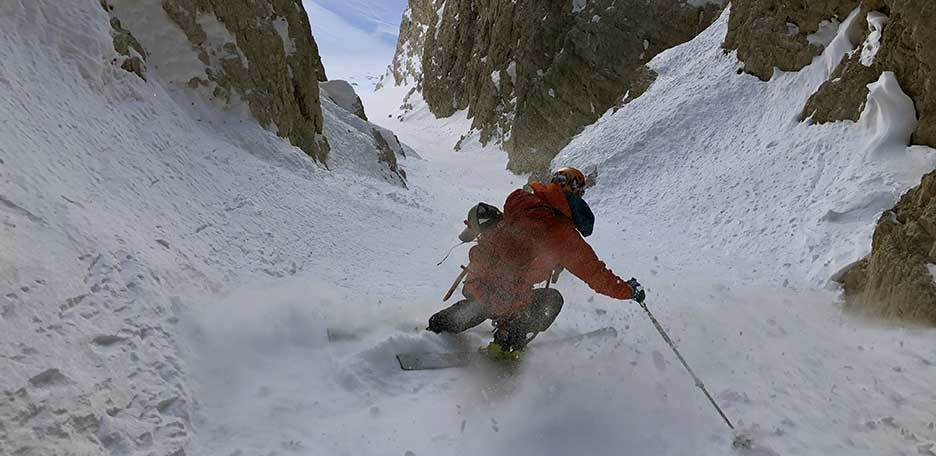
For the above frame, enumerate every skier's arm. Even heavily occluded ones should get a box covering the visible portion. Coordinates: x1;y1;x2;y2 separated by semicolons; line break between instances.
555;225;633;300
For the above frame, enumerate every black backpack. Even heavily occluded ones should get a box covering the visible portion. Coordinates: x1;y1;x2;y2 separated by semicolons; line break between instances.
457;202;504;242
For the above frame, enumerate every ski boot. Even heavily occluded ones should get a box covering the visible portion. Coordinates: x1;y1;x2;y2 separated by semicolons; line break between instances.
481;341;524;361
482;321;527;361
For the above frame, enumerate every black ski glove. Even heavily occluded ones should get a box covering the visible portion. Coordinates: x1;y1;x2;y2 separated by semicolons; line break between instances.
627;278;646;304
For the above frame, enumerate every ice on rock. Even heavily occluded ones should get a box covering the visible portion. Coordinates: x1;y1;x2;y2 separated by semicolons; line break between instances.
818;8;861;77
506;61;517;85
861;12;889;67
806;19;840;48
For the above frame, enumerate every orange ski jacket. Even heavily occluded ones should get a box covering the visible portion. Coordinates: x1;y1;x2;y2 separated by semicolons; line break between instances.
464;182;633;317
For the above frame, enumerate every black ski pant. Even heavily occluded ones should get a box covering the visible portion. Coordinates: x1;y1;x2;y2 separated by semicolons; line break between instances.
428;288;564;346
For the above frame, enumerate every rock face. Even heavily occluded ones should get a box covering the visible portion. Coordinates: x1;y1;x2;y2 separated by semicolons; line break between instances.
320;80;368;121
841;170;936;323
379;0;442;89
109;0;330;162
387;0;723;174
723;0;857;80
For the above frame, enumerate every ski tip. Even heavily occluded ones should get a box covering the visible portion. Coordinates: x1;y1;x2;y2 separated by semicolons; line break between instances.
395;354;412;371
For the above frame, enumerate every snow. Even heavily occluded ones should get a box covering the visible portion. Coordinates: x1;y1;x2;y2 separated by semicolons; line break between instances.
198;13;251;67
506;61;518;85
5;2;936;456
861;71;919;155
819;8;861;77
807;19;840;49
929;264;936;285
434;3;447;40
491;70;501;90
272;16;297;56
109;0;207;83
860;12;889;67
320;85;410;185
0;1;407;453
572;0;588;14
558;8;936;289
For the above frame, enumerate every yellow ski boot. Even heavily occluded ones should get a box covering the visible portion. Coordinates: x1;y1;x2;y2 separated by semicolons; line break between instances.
482;341;524;362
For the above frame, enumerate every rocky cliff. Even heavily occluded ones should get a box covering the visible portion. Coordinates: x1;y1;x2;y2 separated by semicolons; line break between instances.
724;0;936;320
380;0;442;89
723;0;857;79
841;170;936;322
105;0;330;162
321;80;368;121
385;0;723;174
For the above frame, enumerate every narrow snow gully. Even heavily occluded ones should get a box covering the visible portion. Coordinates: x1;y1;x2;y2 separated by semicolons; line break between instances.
182;12;936;456
179;87;936;456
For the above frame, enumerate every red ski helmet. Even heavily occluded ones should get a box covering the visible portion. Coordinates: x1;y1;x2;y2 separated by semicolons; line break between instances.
551;167;587;197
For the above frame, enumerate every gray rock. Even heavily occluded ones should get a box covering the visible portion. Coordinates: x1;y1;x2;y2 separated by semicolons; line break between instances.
320;80;368;121
372;128;406;182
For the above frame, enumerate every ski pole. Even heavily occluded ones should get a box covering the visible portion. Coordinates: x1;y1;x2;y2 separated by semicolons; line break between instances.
638;300;735;430
442;266;468;302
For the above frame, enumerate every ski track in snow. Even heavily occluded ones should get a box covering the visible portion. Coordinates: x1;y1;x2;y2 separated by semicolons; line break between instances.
3;2;936;456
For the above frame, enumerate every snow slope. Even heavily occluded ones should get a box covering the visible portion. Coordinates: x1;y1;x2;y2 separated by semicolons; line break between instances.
557;8;936;289
0;1;404;454
5;3;936;456
181;14;936;455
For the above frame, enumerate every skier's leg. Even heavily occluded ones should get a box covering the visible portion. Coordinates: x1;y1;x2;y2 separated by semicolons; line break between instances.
526;288;564;332
427;299;487;334
493;289;564;350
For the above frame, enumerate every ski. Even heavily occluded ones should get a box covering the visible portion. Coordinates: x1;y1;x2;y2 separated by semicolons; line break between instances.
396;326;618;371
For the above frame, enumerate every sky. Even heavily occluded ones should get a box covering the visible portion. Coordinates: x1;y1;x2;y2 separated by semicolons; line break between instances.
303;0;409;92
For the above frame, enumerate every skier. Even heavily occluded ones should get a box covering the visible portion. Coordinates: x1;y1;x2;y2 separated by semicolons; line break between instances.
428;167;646;357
